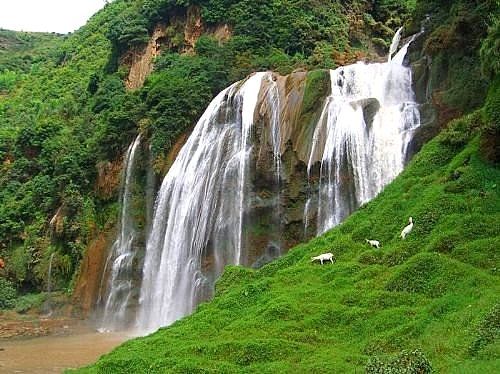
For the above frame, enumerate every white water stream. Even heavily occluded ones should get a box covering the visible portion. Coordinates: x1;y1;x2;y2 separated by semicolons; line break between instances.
98;135;142;331
308;32;420;233
136;73;266;332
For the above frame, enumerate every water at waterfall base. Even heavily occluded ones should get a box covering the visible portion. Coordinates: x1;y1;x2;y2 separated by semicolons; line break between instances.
0;323;128;373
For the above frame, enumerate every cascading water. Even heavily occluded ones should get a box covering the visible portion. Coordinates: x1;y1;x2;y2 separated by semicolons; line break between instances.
137;73;266;333
47;253;55;295
98;135;142;331
267;75;282;181
265;74;283;254
388;26;403;61
310;31;420;233
110;28;421;334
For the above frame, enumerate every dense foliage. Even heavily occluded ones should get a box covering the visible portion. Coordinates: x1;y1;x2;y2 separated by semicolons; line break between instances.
0;3;130;292
0;277;17;309
413;0;498;113
0;0;414;294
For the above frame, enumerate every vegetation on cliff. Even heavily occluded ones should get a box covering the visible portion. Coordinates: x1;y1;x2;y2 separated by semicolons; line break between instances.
0;0;416;300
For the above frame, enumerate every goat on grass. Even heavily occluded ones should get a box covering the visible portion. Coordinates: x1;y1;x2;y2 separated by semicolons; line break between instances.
365;239;380;249
401;217;414;239
311;252;335;265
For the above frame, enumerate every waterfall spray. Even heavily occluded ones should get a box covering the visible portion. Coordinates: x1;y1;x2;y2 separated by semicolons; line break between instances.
98;135;142;332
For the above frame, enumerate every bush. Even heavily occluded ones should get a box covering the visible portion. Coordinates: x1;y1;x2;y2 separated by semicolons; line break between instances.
0;278;17;309
480;15;500;80
14;292;47;313
366;349;433;374
469;303;500;356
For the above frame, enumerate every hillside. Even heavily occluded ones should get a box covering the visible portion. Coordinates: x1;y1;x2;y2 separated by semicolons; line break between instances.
76;102;499;372
0;29;62;72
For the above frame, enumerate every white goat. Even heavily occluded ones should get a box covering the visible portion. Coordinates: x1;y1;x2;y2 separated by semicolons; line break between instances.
365;239;380;249
311;252;335;265
400;217;414;239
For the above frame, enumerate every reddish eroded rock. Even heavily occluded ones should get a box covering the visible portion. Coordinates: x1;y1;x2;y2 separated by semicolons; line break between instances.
124;25;166;90
95;158;123;200
72;233;113;318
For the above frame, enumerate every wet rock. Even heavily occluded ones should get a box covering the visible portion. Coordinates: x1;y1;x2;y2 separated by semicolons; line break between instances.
251;243;281;269
350;98;381;129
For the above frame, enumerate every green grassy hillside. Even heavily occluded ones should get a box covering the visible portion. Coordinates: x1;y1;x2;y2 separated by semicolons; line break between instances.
76;102;499;372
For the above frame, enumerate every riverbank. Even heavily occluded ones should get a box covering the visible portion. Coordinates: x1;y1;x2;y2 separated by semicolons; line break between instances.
0;313;130;373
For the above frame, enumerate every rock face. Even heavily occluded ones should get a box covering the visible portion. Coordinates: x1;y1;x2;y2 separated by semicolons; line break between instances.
125;26;166;90
72;233;112;317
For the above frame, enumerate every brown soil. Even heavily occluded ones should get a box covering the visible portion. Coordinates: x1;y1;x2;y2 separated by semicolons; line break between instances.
0;312;129;373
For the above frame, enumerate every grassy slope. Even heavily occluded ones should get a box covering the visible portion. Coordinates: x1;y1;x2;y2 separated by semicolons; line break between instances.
76;111;499;372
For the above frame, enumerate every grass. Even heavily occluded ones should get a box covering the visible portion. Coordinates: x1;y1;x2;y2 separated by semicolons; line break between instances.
74;111;499;372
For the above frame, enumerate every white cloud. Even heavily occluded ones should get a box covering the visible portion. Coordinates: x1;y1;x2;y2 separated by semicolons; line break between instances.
0;0;107;34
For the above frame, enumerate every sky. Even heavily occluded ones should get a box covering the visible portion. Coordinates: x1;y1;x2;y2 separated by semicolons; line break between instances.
0;0;107;34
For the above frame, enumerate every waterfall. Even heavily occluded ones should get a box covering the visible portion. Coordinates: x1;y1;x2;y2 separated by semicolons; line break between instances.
98;134;142;332
136;73;266;333
118;29;421;334
47;253;55;295
266;74;283;253
312;36;420;233
267;75;282;181
388;26;403;61
145;142;157;240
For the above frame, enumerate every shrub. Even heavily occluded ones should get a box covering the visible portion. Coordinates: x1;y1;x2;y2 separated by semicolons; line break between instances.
0;278;17;309
439;111;483;148
480;15;500;80
366;348;433;373
469;303;500;356
14;292;47;313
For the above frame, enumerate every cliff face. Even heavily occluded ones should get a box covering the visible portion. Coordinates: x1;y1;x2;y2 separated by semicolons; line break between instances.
72;233;112;317
123;5;231;90
125;26;166;90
